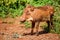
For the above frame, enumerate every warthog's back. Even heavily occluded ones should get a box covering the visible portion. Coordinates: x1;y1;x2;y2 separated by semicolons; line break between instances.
30;8;51;21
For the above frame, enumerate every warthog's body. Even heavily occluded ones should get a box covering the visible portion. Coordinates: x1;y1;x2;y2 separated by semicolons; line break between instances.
20;5;54;35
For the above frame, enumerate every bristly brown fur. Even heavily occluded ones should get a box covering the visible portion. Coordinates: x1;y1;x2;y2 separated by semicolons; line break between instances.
20;4;54;35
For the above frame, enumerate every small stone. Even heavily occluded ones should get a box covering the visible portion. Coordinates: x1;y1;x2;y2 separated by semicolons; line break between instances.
12;33;19;38
19;35;23;38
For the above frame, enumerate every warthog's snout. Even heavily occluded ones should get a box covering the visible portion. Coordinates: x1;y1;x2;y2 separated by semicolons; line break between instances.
20;17;26;22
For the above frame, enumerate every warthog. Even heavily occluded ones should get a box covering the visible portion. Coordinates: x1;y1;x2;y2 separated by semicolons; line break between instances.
20;4;54;35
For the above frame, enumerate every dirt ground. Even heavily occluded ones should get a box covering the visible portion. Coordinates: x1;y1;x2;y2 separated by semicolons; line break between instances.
0;17;60;40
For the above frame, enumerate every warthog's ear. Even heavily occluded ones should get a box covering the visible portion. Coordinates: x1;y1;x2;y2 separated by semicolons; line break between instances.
30;8;34;11
26;4;34;11
26;4;32;8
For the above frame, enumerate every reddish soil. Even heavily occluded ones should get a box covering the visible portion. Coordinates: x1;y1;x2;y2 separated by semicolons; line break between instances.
0;17;60;40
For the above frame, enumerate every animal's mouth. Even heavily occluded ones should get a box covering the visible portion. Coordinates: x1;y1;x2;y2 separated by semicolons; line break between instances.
20;20;26;23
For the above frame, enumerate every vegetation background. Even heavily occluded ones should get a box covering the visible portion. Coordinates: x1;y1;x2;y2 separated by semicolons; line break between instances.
0;0;60;34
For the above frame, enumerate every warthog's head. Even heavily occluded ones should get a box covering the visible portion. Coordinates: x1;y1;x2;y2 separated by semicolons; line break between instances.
20;5;35;22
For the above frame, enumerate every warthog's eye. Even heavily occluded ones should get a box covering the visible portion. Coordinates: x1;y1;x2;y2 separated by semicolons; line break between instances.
26;11;30;15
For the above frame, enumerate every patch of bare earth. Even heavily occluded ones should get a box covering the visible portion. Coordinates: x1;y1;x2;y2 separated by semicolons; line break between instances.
0;17;60;40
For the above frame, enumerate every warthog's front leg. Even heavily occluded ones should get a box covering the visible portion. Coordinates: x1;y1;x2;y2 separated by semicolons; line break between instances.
35;21;40;36
31;21;35;35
